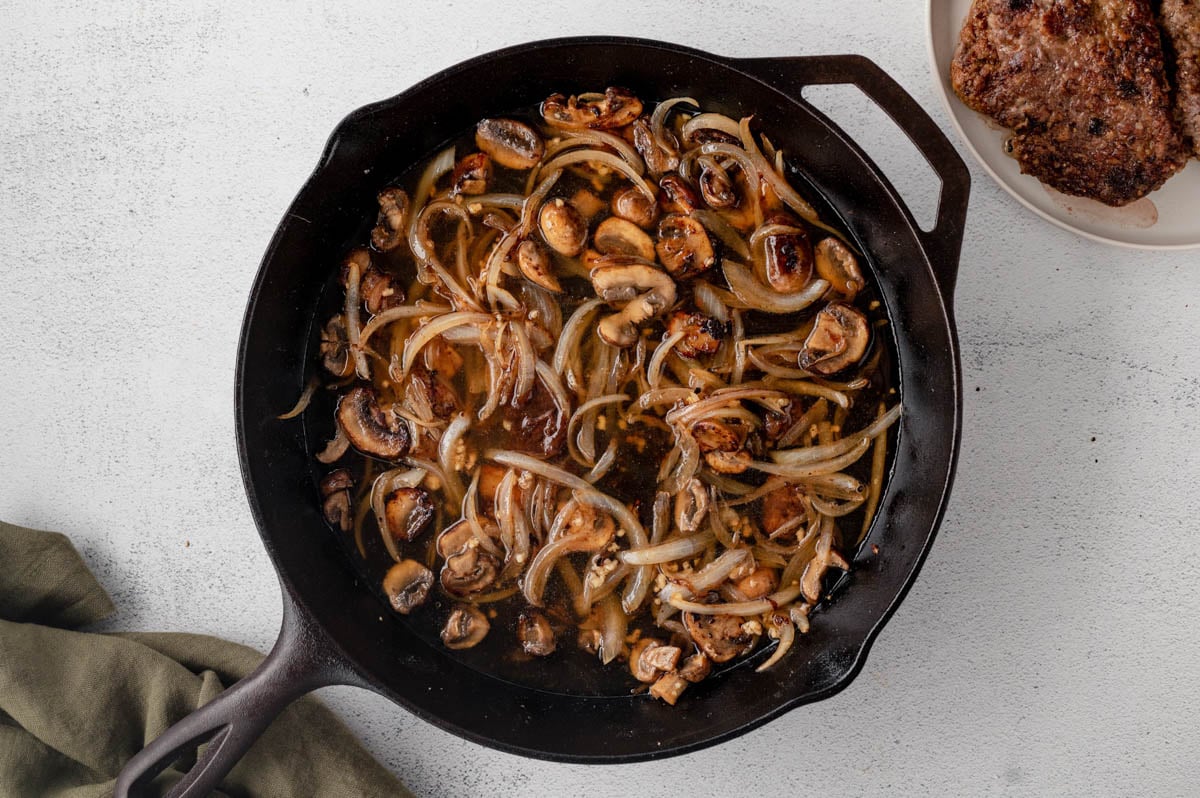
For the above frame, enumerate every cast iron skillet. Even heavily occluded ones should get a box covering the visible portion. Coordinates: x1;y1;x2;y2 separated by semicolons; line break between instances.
116;36;968;797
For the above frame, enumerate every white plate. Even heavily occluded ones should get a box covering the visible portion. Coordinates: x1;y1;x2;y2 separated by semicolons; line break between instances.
927;0;1200;249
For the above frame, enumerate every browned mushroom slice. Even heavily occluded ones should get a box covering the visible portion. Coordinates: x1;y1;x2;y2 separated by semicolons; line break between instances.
518;611;556;657
797;302;870;375
665;310;726;358
761;485;810;538
382;559;433;614
691;419;745;453
319;469;353;497
538;198;588;257
437;518;499;558
630;638;683;683
593;217;656;261
814;237;865;300
407;366;460;419
383;486;434;543
335;386;410;460
322;491;351;532
682;609;758;663
631;117;678;176
440;543;500;596
658;173;700;215
371;187;409;252
685;127;741;146
699;160;738;209
673;478;710;534
649;671;690;705
678;652;712;683
656;214;715;279
541;87;643;130
516;239;561;293
590;258;677;347
475;118;544;170
441;604;490;649
763;398;807;445
611;185;659;229
703;449;751;475
359;265;405;316
319;315;354;378
762;225;814;294
451;152;492;196
735;566;779;600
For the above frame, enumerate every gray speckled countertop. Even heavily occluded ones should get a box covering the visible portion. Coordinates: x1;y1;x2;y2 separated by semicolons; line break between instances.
3;2;1199;795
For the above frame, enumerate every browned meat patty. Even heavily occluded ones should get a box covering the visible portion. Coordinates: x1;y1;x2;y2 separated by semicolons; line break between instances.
1160;0;1200;155
951;0;1187;206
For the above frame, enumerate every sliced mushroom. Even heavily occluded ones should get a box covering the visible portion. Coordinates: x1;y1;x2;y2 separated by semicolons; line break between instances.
802;541;850;603
518;611;556;656
674;477;710;534
590;258;677;347
631;117;678;176
319;469;353;496
451;152;492;196
691;419;745;453
441;604;490;650
541;87;643;130
814;237;864;300
736;567;779;600
383;486;434;543
475;118;544;170
516;239;561;293
658;173;700;215
699;159;738;209
593;217;656;261
558;503;616;549
382;559;433;614
684;127;741;147
665;310;726;358
649;671;690;705
761;485;810;538
538;198;588;257
611;185;659;229
440;543;500;596
797;302;870;375
370;187;409;252
336;386;410;460
763;398;807;445
703;449;751;475
359;265;405;315
319;314;354;377
683;607;758;663
656;214;715;279
322;491;351;532
761;221;814;294
437;518;500;558
630;638;682;683
678;652;712;683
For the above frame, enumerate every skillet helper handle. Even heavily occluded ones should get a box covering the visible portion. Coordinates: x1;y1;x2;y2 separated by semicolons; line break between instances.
736;54;970;301
114;597;351;798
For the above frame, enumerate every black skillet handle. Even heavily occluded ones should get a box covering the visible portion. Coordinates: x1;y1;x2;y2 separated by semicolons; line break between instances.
113;591;357;798
734;54;970;302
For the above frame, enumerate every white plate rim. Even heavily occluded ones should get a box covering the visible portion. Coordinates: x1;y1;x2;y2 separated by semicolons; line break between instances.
925;0;1200;251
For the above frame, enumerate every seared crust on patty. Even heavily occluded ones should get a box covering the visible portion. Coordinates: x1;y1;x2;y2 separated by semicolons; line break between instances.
951;0;1186;206
1160;0;1200;156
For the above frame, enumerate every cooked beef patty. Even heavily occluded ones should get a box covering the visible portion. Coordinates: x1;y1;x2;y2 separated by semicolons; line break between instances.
1160;0;1200;156
951;0;1186;206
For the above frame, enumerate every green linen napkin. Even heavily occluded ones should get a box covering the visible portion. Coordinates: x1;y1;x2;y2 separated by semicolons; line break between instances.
0;521;413;798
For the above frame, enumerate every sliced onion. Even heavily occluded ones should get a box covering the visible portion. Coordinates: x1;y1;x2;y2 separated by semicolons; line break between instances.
650;96;697;157
277;377;318;420
545;129;644;174
771;405;901;465
811;494;866;517
738;117;818;223
723;260;830;315
315;426;350;463
659;547;752;605
358;302;452;349
597;594;627;664
668;583;804;616
619;531;714;566
682;112;743;142
370;466;427;562
538;149;657;201
664;387;788;427
344;260;370;379
765;377;850;410
463;193;525;211
437;412;471;506
692;210;751;261
647;330;685;390
400;312;494;375
406;145;456;259
755;615;796;672
693;281;730;323
554;299;604;386
568;394;628;467
586;438;619;483
752;438;871;478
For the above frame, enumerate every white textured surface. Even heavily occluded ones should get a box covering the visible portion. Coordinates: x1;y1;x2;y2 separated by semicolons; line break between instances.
2;2;1198;796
